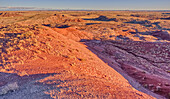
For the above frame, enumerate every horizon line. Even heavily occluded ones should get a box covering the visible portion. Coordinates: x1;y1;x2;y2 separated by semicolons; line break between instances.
0;6;170;11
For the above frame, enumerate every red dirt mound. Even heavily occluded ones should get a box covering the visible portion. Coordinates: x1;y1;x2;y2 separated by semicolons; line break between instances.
0;12;22;17
53;27;93;41
0;26;155;99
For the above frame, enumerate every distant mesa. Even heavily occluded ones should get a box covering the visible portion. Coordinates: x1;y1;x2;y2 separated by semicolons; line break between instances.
160;17;170;20
96;15;109;21
87;13;91;15
84;15;118;22
130;14;149;18
162;13;170;15
95;15;118;21
125;20;151;25
130;14;159;20
130;14;141;17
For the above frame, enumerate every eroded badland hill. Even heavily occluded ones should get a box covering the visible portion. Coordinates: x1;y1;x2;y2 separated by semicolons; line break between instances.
0;11;169;99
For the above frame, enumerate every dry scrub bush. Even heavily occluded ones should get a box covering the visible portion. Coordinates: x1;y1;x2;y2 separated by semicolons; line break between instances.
0;24;41;69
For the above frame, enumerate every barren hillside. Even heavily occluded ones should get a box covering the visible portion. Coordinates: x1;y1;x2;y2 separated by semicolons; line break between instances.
0;11;169;99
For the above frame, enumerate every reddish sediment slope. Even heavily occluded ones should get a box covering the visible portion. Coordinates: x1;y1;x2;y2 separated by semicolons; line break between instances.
52;27;93;42
85;40;170;98
0;27;155;99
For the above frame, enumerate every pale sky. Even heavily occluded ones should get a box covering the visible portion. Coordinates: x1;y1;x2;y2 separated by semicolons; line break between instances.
0;0;170;10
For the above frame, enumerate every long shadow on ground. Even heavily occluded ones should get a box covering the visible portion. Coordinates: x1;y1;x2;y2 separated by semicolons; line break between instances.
81;39;170;99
